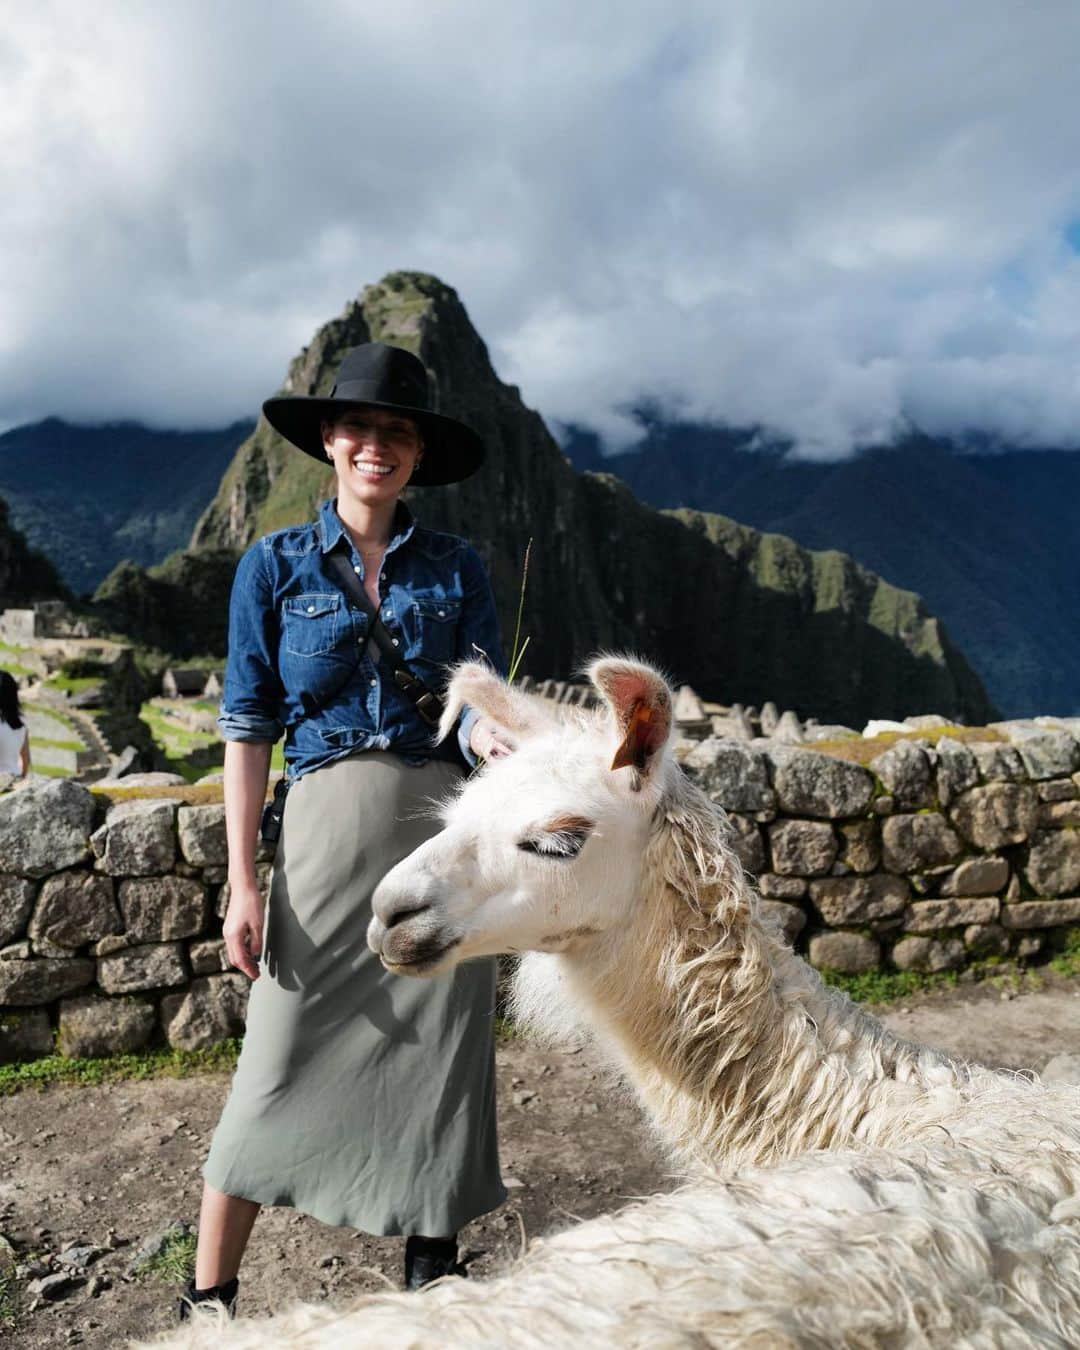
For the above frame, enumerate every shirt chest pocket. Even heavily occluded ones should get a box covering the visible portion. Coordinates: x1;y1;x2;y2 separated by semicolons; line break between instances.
403;595;462;667
283;593;341;656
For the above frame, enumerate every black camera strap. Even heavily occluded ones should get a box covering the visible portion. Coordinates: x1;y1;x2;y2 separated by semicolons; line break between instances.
324;548;446;730
261;530;449;845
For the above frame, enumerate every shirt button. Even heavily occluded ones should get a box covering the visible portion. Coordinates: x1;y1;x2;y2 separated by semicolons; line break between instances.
370;678;377;687
353;564;361;574
306;605;315;613
438;609;446;618
391;638;399;647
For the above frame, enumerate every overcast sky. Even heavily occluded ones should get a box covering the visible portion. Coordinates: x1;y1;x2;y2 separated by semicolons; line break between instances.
3;1;1080;457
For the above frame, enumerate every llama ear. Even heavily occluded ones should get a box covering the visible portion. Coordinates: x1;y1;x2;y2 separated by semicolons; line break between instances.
587;657;673;777
438;660;555;746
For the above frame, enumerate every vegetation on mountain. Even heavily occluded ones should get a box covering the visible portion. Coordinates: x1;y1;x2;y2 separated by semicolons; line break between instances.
0;418;250;595
565;423;1080;716
186;271;993;725
0;498;66;606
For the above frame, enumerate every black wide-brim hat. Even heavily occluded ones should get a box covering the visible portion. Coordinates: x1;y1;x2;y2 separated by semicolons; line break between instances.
262;342;484;487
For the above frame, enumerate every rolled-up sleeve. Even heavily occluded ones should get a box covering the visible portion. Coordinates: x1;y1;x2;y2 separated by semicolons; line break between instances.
218;539;286;743
455;545;506;765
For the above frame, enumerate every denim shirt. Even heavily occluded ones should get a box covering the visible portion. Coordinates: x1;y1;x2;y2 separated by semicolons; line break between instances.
218;498;504;781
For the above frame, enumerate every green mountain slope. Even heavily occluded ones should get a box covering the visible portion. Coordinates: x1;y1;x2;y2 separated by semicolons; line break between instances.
563;425;1080;716
179;272;993;724
0;497;66;608
0;418;251;595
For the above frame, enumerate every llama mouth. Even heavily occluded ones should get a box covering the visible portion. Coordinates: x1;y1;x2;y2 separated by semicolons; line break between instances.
379;936;461;976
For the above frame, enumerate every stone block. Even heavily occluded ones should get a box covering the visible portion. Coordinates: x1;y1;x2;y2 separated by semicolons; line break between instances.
881;814;963;873
725;814;765;874
99;799;178;876
872;795;896;815
0;780;96;878
936;738;979;807
759;873;807;900
950;784;1039;850
0;956;95;1006
683;740;773;812
869;741;933;809
808;931;880;973
839;820;880;874
1038;801;1080;828
93;934;130;956
758;901;806;946
891;935;965;973
768;819;838;877
1;941;31;960
970;743;1025;783
769;748;875;820
940;856;1010;897
963;923;1009;957
189;939;231;975
903;897;1000;933
1016;935;1043;959
1001;898;1080;930
1024;830;1080;898
809;874;909;926
160;974;249;1050
1038;779;1078;803
118;876;207;941
58;994;156;1058
1004;727;1080;781
177;805;228;867
28;871;121;949
0;1008;53;1062
0;874;36;946
97;942;187;994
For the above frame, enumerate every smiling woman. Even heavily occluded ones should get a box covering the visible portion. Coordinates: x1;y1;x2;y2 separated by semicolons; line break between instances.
186;343;512;1320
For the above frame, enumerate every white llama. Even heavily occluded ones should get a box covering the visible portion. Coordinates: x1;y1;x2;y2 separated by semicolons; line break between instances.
157;658;1080;1349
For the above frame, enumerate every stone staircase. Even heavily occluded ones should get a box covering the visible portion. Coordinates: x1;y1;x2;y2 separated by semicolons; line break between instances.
23;700;111;778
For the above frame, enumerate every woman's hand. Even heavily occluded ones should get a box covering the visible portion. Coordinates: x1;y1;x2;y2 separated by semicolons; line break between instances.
469;717;514;761
223;881;266;981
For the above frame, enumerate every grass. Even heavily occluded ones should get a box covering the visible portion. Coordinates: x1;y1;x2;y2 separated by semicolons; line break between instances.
821;966;959;1003
41;674;101;694
0;1039;241;1096
1049;927;1080;978
29;736;83;752
133;1226;196;1283
0;1240;16;1329
809;725;1003;767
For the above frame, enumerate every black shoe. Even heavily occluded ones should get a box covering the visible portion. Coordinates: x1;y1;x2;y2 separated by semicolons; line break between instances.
178;1276;239;1322
404;1236;466;1291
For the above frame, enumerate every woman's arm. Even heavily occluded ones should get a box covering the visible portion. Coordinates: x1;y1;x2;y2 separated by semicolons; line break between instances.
222;740;272;981
18;730;30;777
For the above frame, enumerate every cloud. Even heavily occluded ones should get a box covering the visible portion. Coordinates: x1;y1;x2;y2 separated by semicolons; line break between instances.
2;0;1080;455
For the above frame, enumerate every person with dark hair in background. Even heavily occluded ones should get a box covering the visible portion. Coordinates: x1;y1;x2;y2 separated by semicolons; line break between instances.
0;671;30;777
186;344;511;1320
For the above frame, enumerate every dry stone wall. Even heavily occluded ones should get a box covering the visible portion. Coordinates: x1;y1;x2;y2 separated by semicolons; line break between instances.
0;779;269;1063
2;721;1080;1061
684;722;1080;976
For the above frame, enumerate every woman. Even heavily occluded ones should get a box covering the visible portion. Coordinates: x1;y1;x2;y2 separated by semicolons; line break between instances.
0;672;31;777
189;344;512;1317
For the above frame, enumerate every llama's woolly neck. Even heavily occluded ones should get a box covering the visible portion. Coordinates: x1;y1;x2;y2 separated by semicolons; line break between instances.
562;774;978;1175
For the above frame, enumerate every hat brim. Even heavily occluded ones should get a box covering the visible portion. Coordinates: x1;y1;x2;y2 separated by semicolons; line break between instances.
261;396;485;487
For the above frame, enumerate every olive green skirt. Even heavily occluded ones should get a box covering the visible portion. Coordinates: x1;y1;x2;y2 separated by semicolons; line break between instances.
204;752;505;1237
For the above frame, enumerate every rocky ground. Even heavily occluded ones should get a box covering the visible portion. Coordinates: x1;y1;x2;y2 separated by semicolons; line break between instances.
3;972;1080;1349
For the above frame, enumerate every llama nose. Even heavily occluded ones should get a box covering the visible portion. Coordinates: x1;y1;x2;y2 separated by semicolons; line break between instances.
383;901;430;930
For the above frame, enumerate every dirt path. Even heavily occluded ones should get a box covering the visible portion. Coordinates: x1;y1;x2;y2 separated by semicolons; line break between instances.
3;972;1079;1349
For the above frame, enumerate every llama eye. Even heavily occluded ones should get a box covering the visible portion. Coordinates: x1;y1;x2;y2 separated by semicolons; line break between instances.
517;818;594;860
